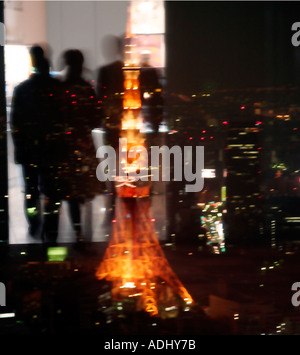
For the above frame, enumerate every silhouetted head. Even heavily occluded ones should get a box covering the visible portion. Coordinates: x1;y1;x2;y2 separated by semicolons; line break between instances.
63;49;84;81
30;45;50;75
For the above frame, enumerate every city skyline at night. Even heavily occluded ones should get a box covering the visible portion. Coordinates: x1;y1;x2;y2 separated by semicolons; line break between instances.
2;0;300;338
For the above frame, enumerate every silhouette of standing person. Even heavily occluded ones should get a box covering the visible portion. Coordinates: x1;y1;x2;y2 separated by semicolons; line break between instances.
96;35;124;149
139;51;163;134
11;45;65;243
60;49;102;243
96;35;125;227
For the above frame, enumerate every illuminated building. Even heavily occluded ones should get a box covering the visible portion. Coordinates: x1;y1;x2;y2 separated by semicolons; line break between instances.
200;201;225;253
164;92;226;249
261;113;300;245
95;3;193;317
224;119;263;245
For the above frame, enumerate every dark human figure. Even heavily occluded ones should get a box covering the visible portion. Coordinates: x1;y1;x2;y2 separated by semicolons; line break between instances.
139;52;163;133
96;35;124;149
61;49;102;243
11;45;65;242
96;35;125;228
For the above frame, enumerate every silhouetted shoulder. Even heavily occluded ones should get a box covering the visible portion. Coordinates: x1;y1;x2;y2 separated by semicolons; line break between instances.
97;60;124;97
14;75;62;95
13;78;32;94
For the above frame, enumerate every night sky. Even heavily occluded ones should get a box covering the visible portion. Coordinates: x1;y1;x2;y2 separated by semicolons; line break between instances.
166;1;300;92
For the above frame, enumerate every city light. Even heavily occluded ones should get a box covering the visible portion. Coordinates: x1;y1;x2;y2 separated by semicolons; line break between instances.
120;282;136;289
202;169;216;178
47;247;68;262
0;313;15;319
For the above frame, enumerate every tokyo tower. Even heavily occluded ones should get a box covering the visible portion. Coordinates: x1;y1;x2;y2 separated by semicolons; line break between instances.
95;5;193;317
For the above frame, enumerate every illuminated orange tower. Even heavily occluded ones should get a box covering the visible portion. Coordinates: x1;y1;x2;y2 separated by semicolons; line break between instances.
95;13;193;317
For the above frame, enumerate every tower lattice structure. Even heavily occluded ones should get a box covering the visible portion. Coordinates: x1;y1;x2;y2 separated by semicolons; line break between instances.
95;28;193;317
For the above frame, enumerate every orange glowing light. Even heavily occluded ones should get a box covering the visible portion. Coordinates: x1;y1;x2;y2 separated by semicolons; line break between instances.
95;23;193;317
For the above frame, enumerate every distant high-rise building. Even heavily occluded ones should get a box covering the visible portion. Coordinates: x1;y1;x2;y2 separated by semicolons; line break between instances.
224;118;263;245
262;112;300;245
